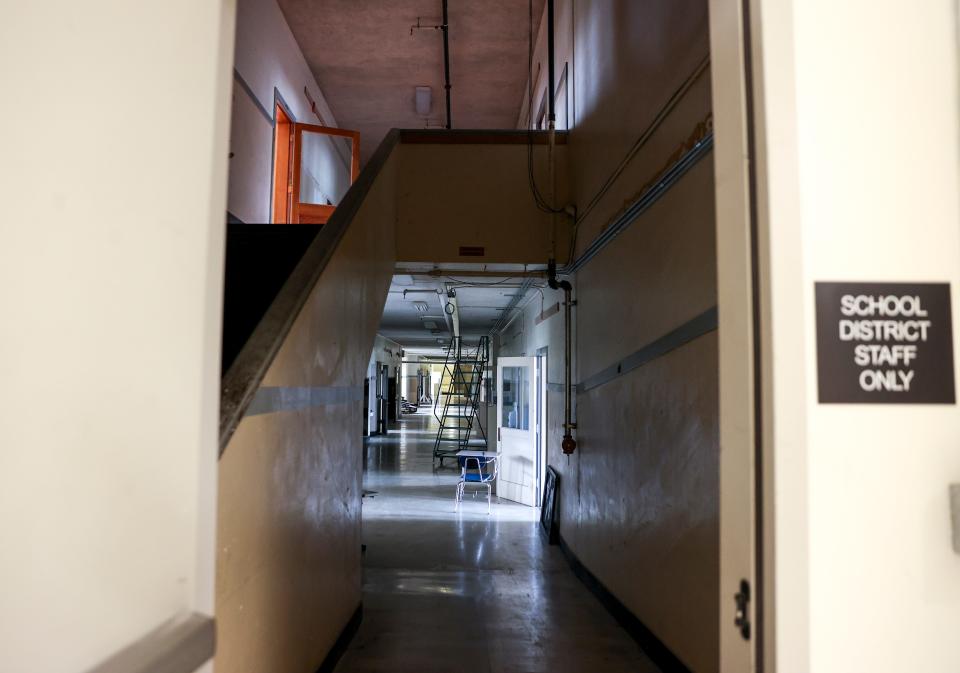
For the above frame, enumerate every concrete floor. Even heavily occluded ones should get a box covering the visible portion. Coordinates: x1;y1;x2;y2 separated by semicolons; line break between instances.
334;410;661;673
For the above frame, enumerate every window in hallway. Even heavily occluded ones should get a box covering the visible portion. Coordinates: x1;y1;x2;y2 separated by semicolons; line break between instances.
291;123;360;224
500;364;531;430
272;102;361;225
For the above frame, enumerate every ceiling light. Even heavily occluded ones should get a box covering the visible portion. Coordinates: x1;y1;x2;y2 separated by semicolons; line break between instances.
413;301;429;312
415;86;432;116
423;320;438;330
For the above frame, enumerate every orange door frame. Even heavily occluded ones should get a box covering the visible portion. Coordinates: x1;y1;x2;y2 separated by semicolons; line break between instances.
290;123;361;225
271;103;295;223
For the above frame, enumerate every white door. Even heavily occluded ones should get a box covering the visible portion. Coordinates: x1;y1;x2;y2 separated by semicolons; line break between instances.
496;357;538;506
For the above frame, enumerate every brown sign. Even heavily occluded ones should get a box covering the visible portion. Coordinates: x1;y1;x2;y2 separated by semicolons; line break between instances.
815;282;955;403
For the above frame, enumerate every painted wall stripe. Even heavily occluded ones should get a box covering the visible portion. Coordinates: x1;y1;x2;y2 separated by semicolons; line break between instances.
577;306;718;393
246;385;364;416
566;133;714;275
233;68;273;125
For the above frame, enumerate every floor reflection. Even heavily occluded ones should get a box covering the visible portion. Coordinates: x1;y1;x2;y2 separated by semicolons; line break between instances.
334;409;660;673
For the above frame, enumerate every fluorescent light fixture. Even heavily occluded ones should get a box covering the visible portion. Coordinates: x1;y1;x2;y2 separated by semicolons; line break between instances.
412;301;429;312
423;320;438;330
415;86;432;116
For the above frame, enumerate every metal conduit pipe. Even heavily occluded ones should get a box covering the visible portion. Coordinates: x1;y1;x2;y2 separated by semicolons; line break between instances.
547;261;576;454
546;0;557;256
547;0;556;125
543;3;576;454
442;0;452;129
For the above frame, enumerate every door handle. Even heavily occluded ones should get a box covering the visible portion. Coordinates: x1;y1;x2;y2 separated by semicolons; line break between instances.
733;579;751;640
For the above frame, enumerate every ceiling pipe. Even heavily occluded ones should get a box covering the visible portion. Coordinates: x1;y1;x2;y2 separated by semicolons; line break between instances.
547;0;556;126
546;0;559;262
419;269;548;279
442;0;452;129
402;288;443;298
440;283;459;337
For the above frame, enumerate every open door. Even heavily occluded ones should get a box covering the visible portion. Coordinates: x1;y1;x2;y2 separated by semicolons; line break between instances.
291;123;360;225
496;356;538;506
709;0;761;667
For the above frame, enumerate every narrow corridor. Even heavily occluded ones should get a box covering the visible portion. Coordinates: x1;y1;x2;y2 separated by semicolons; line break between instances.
334;410;660;673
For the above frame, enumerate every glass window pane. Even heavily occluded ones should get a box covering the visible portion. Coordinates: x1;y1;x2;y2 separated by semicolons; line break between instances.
299;131;352;205
501;366;530;430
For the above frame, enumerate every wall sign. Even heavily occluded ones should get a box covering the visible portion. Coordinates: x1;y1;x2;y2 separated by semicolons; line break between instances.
815;282;955;404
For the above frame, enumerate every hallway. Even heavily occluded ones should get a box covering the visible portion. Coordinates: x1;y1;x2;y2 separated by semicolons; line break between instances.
335;410;660;673
9;0;960;671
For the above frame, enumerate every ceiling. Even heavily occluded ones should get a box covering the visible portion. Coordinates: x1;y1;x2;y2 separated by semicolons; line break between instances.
380;264;546;355
277;0;545;162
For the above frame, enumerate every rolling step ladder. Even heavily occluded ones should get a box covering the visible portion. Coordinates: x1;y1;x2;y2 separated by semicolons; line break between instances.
433;336;490;466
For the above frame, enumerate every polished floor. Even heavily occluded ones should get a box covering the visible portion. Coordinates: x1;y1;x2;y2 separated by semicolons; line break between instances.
334;409;660;673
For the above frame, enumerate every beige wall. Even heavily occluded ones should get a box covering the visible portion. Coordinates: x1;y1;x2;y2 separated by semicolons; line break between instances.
216;154;397;673
501;163;719;673
395;142;571;264
509;1;719;671
725;0;960;670
0;1;235;671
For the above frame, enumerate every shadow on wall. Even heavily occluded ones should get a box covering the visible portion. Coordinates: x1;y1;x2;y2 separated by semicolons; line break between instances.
221;223;321;372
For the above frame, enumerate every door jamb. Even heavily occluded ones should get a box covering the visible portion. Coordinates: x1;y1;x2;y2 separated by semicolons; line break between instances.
271;91;295;223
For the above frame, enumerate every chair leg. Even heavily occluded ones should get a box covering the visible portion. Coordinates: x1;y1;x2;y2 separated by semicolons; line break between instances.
486;484;491;514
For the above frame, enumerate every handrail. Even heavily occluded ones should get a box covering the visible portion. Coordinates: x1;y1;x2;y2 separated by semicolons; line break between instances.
219;129;402;454
85;612;214;673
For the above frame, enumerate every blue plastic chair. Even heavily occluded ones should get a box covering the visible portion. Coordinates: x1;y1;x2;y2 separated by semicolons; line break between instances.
454;455;500;514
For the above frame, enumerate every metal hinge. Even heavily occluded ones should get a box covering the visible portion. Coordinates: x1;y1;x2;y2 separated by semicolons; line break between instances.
734;579;751;640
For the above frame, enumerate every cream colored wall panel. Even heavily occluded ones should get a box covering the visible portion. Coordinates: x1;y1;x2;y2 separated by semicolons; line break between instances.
217;156;396;672
509;3;720;671
577;160;716;379
217;404;362;673
744;0;960;669
574;335;719;673
0;0;234;670
228;88;273;223
396;143;571;264
569;0;712;257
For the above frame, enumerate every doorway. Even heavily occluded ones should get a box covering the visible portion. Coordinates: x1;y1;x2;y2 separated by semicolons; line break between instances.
535;351;547;507
376;364;389;435
272;103;361;225
496;356;540;506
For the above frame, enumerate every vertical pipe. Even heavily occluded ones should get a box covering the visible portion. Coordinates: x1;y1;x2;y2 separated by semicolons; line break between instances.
563;285;572;430
548;262;576;454
546;0;556;125
442;0;452;129
546;0;557;256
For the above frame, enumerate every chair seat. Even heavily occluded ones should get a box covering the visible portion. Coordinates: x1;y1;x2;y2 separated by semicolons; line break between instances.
463;473;492;483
